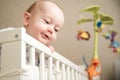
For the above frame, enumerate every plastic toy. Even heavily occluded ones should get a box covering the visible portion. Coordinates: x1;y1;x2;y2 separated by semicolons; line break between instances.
96;20;105;33
103;31;120;53
77;5;114;80
87;59;101;80
76;29;90;40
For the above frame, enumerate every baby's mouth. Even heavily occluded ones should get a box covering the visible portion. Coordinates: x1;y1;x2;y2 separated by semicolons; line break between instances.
42;33;50;40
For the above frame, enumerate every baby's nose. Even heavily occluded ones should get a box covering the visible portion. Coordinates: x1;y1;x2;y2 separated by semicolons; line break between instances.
47;27;53;34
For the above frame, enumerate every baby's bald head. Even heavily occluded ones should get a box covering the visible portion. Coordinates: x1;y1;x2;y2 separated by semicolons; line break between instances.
26;1;62;13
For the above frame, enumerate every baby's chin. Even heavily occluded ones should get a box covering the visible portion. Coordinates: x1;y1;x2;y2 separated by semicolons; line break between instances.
37;38;51;46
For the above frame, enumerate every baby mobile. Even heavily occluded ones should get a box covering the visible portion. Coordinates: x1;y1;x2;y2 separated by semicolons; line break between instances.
76;5;120;80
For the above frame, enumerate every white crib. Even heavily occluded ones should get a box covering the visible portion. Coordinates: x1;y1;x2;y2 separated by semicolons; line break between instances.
0;27;88;80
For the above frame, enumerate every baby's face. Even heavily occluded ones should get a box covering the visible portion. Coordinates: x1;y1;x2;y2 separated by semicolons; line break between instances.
25;2;64;46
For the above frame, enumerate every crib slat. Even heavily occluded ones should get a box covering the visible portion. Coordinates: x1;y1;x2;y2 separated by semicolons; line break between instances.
66;66;70;80
39;52;45;80
29;47;35;66
48;57;53;80
29;46;36;80
71;69;74;80
78;72;81;80
61;63;66;80
55;60;60;80
81;73;85;80
75;71;78;80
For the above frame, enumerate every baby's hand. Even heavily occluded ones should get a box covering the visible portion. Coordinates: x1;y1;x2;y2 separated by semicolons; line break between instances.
48;45;55;53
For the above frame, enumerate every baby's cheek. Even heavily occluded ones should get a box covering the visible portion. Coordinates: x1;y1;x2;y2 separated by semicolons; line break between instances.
53;34;57;41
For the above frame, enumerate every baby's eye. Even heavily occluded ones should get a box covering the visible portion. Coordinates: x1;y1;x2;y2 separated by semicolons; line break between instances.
54;26;60;32
42;19;50;24
44;20;50;24
54;28;59;32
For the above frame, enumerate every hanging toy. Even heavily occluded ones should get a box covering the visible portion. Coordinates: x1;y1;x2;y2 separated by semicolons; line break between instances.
96;20;105;33
110;41;120;53
103;31;111;39
82;55;102;80
97;21;102;27
103;30;120;53
110;30;117;42
87;58;102;80
110;41;119;48
76;29;91;41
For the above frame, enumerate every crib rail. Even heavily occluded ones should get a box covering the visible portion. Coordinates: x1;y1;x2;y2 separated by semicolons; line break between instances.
0;27;88;80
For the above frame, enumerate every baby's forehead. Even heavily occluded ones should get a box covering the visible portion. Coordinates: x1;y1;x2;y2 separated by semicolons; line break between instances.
29;1;59;12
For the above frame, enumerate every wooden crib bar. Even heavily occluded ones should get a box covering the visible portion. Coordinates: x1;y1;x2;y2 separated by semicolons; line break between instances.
0;27;88;80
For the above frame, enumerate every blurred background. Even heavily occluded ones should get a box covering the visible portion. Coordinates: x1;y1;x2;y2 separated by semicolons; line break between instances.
0;0;120;80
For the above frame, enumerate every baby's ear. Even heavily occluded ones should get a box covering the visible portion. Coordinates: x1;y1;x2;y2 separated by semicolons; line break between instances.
23;12;31;27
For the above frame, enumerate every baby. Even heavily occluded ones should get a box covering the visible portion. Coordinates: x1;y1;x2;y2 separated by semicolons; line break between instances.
23;0;64;52
23;1;64;78
23;1;64;75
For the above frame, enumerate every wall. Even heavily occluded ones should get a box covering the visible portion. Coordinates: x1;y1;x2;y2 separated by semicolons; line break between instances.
0;0;120;80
